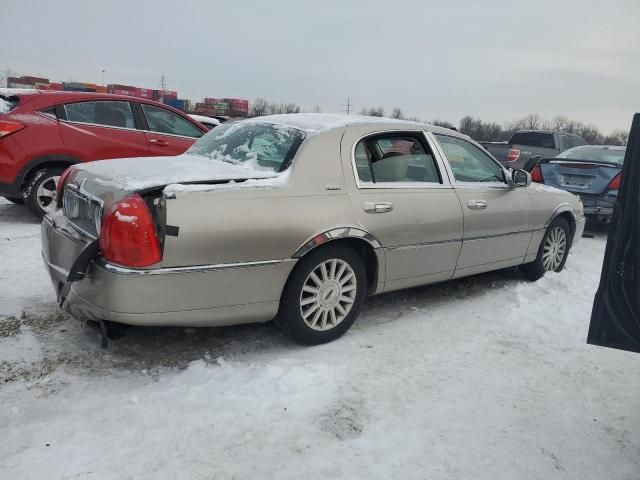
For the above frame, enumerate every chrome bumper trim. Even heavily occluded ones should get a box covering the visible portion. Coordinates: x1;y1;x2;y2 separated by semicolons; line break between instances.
98;259;284;276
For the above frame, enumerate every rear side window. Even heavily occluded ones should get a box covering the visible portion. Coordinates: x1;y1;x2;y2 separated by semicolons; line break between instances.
354;134;441;184
510;132;555;149
64;101;135;129
141;104;203;138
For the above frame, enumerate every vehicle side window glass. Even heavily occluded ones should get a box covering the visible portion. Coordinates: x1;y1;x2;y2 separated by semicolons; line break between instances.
435;134;505;183
64;101;135;129
560;134;571;150
354;135;441;184
141;104;203;138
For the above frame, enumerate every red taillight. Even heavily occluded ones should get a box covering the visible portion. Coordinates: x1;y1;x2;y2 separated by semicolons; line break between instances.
0;119;25;138
607;173;621;190
507;148;520;163
55;166;76;208
99;194;162;267
531;165;544;183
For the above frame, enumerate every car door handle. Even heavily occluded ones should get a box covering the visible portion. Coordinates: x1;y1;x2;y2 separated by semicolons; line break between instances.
363;202;393;213
149;139;169;146
467;200;487;210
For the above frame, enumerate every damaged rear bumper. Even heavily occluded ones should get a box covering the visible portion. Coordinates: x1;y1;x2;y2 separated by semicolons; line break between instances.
42;212;295;328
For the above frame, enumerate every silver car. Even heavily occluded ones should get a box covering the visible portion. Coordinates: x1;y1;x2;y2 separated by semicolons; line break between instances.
41;114;586;345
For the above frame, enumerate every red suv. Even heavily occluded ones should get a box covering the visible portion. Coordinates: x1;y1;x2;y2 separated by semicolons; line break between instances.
0;89;207;217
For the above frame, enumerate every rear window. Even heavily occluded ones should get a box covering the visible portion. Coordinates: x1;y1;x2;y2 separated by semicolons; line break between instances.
0;96;19;114
64;101;136;129
188;121;305;173
557;146;625;166
510;132;555;149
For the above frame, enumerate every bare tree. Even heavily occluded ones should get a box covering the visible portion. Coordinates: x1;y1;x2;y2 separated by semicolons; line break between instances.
313;105;322;113
249;97;269;117
391;107;404;119
359;107;385;117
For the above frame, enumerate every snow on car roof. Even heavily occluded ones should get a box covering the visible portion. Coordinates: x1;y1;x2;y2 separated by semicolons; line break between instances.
247;113;467;138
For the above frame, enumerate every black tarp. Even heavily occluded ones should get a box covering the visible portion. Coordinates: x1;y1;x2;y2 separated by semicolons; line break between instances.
588;113;640;352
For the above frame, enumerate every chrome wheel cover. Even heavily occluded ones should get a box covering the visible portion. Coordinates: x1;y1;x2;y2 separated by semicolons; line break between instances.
36;175;60;214
542;226;567;272
300;258;357;331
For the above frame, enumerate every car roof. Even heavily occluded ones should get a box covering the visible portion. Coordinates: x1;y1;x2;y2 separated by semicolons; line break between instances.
0;88;159;105
247;113;469;139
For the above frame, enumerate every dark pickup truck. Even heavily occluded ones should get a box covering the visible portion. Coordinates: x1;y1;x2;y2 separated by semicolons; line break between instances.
481;130;587;169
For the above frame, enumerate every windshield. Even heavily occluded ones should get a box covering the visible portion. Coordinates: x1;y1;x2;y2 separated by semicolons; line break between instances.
557;146;625;166
188;121;305;172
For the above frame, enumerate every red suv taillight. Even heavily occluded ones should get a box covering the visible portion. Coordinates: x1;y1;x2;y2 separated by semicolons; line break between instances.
507;148;520;163
531;165;544;183
99;194;162;267
55;166;76;208
607;173;621;190
0;119;25;138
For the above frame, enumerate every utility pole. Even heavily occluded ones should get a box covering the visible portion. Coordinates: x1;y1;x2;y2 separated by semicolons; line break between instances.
160;70;166;102
343;97;353;115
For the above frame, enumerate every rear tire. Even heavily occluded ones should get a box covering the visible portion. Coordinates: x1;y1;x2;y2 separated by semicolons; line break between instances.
277;245;367;345
522;217;571;280
24;167;65;218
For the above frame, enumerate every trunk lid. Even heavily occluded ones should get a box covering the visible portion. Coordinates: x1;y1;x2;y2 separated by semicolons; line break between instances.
70;153;279;198
540;160;621;195
62;153;280;238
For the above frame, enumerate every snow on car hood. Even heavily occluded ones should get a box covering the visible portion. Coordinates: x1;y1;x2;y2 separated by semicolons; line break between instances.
72;154;280;195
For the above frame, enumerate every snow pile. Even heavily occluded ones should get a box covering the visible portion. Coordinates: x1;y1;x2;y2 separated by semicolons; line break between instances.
164;170;290;194
1;198;639;480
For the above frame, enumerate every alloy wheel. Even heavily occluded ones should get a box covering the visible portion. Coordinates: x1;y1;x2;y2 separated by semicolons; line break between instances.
299;258;357;331
36;175;60;214
542;226;567;272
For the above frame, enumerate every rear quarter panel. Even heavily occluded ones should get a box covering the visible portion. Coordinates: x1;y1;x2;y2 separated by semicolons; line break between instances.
160;128;358;267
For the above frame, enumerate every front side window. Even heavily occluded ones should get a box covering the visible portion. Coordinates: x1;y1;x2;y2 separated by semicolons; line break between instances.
354;134;441;184
64;101;135;129
141;104;203;138
188;121;305;172
435;134;505;183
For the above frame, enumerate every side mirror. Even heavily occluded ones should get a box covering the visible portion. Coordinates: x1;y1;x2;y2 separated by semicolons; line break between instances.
510;169;532;187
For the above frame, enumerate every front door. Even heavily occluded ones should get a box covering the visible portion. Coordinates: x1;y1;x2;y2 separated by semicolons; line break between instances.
342;129;464;292
138;103;204;156
432;133;534;275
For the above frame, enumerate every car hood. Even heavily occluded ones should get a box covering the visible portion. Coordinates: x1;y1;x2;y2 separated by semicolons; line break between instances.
69;154;280;198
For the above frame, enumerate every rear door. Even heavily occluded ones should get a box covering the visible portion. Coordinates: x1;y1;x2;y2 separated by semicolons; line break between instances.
342;129;463;292
57;100;150;160
138;103;204;156
433;133;534;276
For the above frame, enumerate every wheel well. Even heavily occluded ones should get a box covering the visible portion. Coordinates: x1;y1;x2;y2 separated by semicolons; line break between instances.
21;159;76;191
297;238;380;295
557;211;577;245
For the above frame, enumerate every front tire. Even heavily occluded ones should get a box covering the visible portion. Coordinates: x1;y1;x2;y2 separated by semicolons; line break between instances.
277;245;367;345
24;167;65;218
522;217;571;280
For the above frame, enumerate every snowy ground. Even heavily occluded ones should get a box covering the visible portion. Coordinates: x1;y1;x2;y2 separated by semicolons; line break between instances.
1;197;638;480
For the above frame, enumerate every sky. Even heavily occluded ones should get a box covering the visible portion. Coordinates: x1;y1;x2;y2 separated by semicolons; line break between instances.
2;0;639;132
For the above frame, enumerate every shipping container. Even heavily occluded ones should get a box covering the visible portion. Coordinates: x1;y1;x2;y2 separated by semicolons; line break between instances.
21;76;49;84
